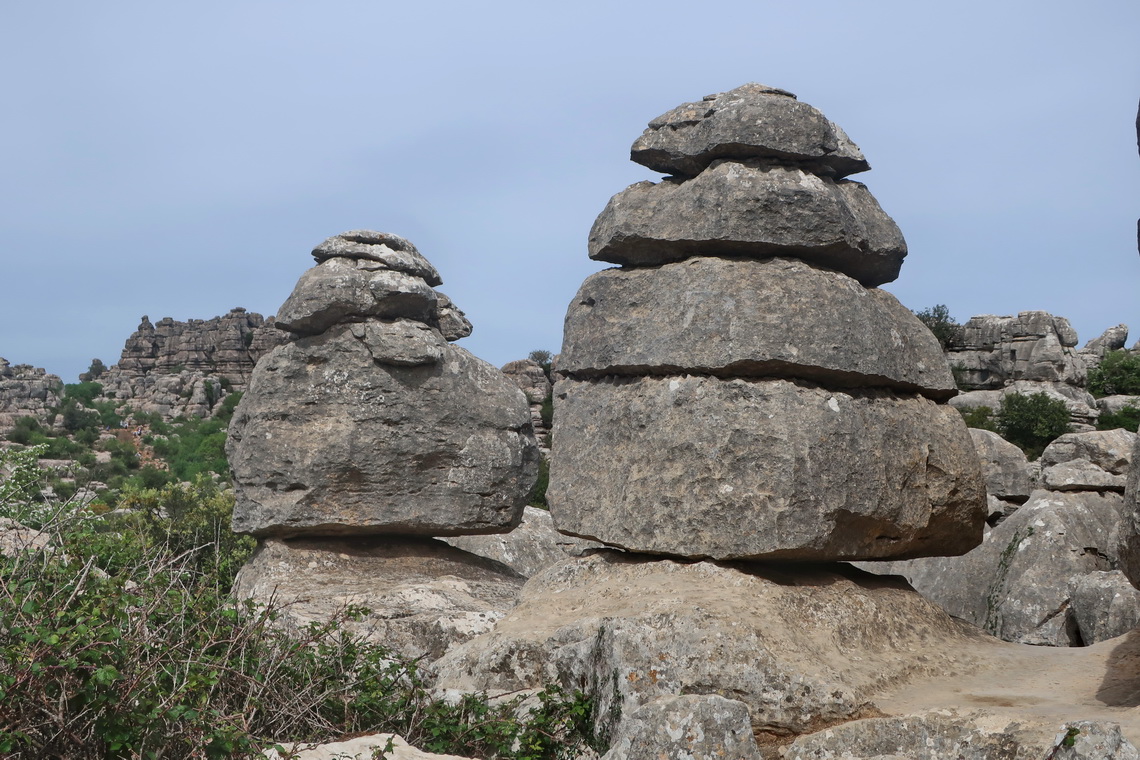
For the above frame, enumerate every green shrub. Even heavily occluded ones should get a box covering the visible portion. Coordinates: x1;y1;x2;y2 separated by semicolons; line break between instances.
1088;350;1140;398
913;304;963;350
1097;405;1140;433
529;349;553;376
63;381;104;406
529;457;550;509
958;406;998;432
996;392;1071;459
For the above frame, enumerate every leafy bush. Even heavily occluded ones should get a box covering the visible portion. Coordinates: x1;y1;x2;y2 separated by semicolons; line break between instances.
0;448;599;759
913;304;963;350
958;406;997;432
528;350;553;376
529;457;550;509
995;392;1071;459
1087;350;1140;398
63;381;104;406
1097;405;1140;433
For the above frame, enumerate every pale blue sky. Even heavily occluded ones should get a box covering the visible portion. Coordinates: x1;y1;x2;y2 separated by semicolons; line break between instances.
2;1;1138;382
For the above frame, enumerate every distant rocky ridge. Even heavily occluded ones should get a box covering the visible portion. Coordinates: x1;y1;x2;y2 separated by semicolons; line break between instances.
95;309;287;420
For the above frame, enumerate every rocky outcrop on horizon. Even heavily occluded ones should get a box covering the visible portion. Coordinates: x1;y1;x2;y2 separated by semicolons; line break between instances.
0;359;62;433
229;231;539;660
94;308;287;421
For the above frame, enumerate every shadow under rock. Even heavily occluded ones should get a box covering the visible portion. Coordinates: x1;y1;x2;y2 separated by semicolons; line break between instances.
1097;629;1140;707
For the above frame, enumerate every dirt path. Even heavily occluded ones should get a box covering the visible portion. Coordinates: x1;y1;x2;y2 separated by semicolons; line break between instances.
873;629;1140;745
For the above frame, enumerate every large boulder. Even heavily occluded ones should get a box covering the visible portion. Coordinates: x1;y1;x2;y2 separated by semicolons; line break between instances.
228;322;539;537
233;536;525;661
310;230;442;286
559;256;954;398
629;82;870;179
1117;433;1140;586
274;257;439;336
549;375;985;561
433;552;989;740
1071;571;1140;644
587;161;906;286
969;428;1031;503
1041;429;1137;475
599;695;763;760
864;489;1125;646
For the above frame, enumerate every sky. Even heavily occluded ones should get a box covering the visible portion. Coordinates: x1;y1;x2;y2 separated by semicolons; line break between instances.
2;1;1138;383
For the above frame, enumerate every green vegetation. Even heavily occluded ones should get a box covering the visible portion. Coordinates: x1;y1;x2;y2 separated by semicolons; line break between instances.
1087;350;1140;398
528;349;553;375
0;458;599;759
913;304;963;351
529;457;550;509
1097;405;1140;433
995;392;1071;460
958;405;998;433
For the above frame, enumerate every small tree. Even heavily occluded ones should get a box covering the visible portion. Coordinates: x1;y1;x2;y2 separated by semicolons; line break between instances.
914;304;963;350
996;392;1071;459
528;349;553;376
1087;350;1140;398
79;358;107;382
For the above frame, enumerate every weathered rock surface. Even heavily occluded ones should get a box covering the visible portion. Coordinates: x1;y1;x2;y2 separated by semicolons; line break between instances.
588;161;906;286
559;256;954;398
549;376;984;561
1080;324;1130;368
0;518;51;557
864;489;1124;646
947;311;1087;390
969;429;1031;503
1117;433;1140;586
434;292;472;341
599;694;762;760
433;552;988;740
310;230;442;286
107;309;286;392
228;323;539;537
783;713;1140;760
98;368;227;421
233;537;525;661
1042;429;1137;475
274;257;439;336
0;359;62;432
500;359;552;446
630;82;869;179
1100;394;1140;416
1071;571;1140;645
441;506;600;578
1042;458;1127;492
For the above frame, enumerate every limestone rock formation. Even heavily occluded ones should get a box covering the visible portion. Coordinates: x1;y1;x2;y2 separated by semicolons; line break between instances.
433;553;988;740
599;695;763;760
629;82;870;179
969;428;1031;505
551;377;982;560
263;733;475;760
1071;571;1140;644
948;311;1087;389
0;359;62;432
553;83;984;562
866;489;1125;646
94;308;288;421
233;537;524;660
589;163;907;286
560;256;955;398
441;506;600;578
500;359;552;448
228;233;539;538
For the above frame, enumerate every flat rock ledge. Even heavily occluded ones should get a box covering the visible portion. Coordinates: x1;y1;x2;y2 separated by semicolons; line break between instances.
559;256;954;399
233;536;525;662
588;162;905;286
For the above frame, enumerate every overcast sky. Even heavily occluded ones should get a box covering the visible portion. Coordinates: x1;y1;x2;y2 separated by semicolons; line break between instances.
2;2;1138;383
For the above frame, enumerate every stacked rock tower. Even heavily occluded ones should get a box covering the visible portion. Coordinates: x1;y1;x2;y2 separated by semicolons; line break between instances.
228;230;540;538
550;84;986;561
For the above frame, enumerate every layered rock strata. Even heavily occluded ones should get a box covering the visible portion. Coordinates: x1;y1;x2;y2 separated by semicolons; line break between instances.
0;359;62;433
228;231;539;538
551;83;985;561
